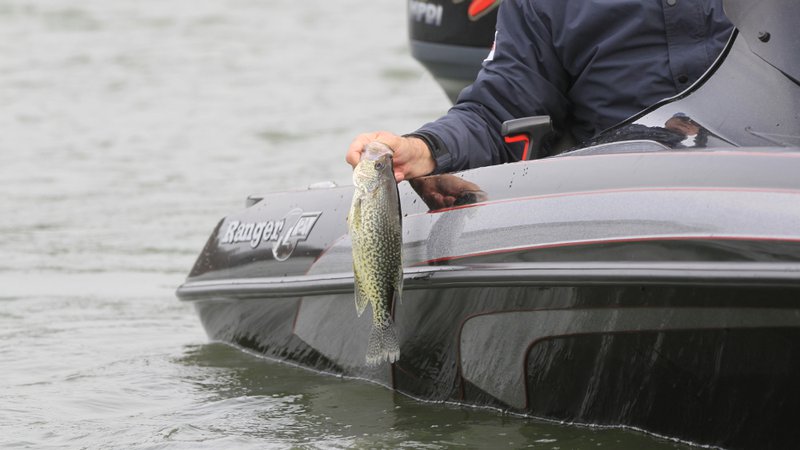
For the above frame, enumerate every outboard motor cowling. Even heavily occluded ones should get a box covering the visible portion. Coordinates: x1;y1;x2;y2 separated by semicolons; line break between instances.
408;0;500;103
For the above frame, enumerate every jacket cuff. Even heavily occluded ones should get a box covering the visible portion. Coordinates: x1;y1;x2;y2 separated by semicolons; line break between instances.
403;131;452;175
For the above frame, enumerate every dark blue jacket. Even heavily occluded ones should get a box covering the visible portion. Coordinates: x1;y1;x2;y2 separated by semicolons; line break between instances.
413;0;733;173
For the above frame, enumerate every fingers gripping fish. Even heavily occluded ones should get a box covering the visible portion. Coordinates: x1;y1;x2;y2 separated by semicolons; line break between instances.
348;142;403;365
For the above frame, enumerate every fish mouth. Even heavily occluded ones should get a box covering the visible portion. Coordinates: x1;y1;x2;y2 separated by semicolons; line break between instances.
361;141;394;161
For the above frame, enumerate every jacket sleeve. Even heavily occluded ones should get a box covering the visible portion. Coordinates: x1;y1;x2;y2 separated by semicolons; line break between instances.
412;0;571;173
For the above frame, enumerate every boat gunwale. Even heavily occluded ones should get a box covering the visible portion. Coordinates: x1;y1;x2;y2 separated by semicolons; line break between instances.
176;259;800;301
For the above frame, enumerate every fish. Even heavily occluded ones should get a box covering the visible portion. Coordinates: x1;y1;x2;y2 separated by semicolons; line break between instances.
348;141;403;365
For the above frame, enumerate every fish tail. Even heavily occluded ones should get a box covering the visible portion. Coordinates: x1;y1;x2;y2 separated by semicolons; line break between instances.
365;319;400;366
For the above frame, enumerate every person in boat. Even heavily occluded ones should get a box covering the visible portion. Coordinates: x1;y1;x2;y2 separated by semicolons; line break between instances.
345;0;733;181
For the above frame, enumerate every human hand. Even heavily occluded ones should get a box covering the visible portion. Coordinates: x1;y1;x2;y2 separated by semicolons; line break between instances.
346;131;435;182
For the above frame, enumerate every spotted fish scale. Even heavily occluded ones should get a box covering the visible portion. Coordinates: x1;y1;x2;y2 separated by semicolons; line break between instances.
348;141;403;365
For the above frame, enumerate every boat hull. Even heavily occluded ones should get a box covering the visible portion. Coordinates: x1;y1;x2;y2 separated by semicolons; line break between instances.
191;283;800;449
179;149;800;449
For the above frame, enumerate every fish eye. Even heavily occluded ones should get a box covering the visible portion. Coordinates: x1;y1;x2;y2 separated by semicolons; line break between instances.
374;162;385;170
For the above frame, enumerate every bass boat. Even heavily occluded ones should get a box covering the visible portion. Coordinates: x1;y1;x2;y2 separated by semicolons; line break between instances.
177;0;800;448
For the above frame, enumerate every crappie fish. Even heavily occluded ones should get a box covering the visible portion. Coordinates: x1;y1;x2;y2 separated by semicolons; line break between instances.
348;141;403;365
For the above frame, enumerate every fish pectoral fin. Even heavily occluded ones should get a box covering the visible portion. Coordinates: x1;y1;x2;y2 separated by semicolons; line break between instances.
348;194;361;228
353;268;369;317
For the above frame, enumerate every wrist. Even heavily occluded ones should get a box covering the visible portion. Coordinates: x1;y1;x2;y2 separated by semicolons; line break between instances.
403;132;450;175
403;136;436;178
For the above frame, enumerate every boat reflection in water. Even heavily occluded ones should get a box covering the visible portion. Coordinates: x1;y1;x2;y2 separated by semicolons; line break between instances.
177;0;800;448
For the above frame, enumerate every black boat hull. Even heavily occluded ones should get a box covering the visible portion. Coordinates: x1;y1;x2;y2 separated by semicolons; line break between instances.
179;149;800;449
191;284;800;449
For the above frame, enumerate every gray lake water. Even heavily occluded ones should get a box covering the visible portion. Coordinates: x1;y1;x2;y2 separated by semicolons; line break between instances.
1;1;696;448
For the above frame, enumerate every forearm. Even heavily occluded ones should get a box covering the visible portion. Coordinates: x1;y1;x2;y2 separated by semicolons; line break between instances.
411;0;569;173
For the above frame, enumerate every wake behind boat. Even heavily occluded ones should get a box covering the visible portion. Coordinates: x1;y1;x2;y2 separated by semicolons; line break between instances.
177;1;800;448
